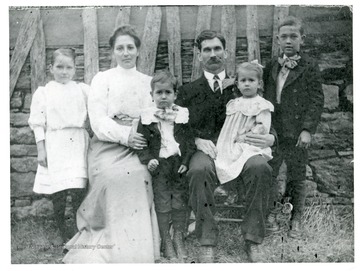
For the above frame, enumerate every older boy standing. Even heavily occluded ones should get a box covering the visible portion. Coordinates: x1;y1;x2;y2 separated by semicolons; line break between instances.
263;16;324;238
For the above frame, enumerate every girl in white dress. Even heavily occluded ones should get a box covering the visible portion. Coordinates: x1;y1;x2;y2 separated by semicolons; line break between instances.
28;48;90;244
215;61;274;202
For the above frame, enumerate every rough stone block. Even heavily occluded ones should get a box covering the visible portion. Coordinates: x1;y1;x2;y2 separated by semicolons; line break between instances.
22;93;32;113
10;112;30;127
309;157;353;198
305;180;318;195
322;84;339;110
10;90;23;109
10;127;36;144
343;84;353;104
11;157;38;172
11;198;54;219
308;149;337;161
11;172;35;197
14;199;32;207
10;144;38;157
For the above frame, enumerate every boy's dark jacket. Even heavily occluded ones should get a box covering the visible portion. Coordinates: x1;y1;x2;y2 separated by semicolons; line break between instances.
263;53;324;139
136;106;196;167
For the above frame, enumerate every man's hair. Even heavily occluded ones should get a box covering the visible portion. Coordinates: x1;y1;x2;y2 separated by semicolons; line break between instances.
278;16;305;35
195;30;226;50
109;25;141;49
150;70;178;92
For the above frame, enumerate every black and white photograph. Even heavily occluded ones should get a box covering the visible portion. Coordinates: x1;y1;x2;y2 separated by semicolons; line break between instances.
6;0;357;268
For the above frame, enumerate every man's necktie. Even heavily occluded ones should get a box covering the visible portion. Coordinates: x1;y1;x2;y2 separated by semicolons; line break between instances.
213;74;221;99
278;55;301;75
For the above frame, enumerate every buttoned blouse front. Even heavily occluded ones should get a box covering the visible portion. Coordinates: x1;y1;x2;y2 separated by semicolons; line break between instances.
88;66;154;146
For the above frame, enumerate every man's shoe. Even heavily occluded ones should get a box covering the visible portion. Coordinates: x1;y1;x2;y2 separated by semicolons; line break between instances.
198;246;215;263
244;240;262;262
173;230;188;259
288;219;302;239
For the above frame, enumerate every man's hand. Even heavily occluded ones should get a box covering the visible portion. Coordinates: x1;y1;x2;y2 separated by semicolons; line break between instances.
296;130;311;149
147;159;159;172
195;138;218;159
244;133;275;148
222;78;236;89
178;165;188;174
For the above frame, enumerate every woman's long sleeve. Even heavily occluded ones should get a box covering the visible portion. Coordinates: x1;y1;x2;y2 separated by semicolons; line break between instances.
88;72;132;146
28;87;46;143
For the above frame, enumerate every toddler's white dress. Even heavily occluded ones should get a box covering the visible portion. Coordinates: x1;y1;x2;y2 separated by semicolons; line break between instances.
215;95;274;184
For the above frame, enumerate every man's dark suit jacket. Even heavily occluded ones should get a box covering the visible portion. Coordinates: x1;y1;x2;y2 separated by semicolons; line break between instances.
136;116;196;167
176;74;240;144
263;54;324;139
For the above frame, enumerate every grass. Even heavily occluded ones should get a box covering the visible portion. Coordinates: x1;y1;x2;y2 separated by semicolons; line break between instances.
11;203;354;264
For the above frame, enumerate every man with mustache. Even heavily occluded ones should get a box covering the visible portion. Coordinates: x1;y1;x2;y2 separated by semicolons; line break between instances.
176;30;276;263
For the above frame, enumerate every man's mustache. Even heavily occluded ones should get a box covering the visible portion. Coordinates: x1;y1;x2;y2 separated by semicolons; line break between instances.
208;56;222;63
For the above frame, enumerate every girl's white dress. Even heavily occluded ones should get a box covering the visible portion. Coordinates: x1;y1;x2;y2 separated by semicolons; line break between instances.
215;95;274;184
63;66;160;263
28;80;90;194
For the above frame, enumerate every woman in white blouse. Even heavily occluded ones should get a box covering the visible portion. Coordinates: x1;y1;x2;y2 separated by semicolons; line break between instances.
63;25;160;263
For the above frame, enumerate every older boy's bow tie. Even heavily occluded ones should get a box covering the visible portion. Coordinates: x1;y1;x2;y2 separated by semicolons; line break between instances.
278;55;301;70
154;105;179;122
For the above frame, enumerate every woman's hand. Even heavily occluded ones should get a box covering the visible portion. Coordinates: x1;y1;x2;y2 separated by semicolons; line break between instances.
222;78;236;89
37;140;47;167
128;130;147;150
178;165;188;174
296;130;311;149
244;133;275;149
147;159;159;172
195;138;218;159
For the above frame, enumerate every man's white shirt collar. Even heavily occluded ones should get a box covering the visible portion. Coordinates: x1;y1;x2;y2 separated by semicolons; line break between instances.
204;70;226;93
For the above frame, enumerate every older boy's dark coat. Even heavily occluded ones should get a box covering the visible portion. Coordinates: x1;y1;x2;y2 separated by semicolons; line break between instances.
263;54;324;139
136;120;196;167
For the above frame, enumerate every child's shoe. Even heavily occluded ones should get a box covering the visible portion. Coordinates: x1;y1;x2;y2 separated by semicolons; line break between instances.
288;218;302;239
161;232;177;260
173;230;187;260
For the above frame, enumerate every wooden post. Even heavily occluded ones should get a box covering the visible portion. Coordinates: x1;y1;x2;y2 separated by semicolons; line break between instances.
30;17;46;93
272;6;290;59
82;8;99;85
166;6;182;85
246;5;261;63
110;7;131;68
191;6;212;81
9;9;40;98
221;6;237;77
137;7;162;76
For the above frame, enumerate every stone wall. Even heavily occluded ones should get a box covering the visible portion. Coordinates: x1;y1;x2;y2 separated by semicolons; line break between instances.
10;32;353;219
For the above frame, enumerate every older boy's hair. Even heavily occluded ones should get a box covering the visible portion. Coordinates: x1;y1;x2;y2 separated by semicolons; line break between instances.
150;70;178;92
195;30;226;50
278;16;305;35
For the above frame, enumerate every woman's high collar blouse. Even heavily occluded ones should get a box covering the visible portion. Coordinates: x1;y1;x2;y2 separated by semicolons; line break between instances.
88;66;154;146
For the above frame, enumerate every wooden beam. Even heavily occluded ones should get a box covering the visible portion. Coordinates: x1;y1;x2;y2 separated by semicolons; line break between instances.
82;8;99;85
30;17;46;93
246;5;261;63
271;6;290;59
10;9;40;98
110;7;131;68
166;6;182;85
137;7;162;76
191;6;212;81
221;6;237;77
